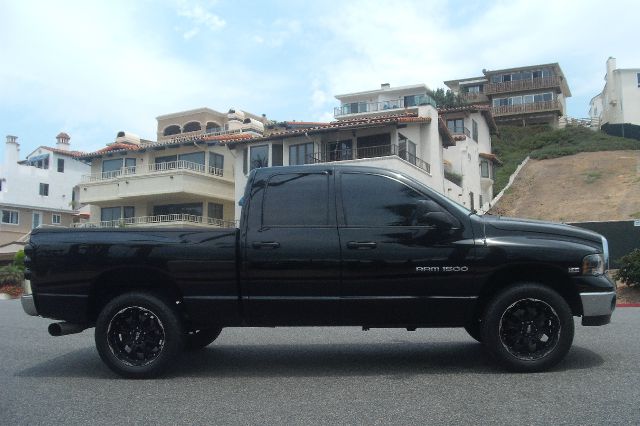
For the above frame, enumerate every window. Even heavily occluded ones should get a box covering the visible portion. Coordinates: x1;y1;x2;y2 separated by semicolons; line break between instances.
155;155;177;166
39;183;49;196
472;119;478;141
242;148;248;175
208;203;223;220
479;195;483;208
469;192;475;212
52;214;61;225
250;145;269;170
102;158;123;176
464;85;482;93
178;152;205;171
101;207;122;222
183;121;201;133
123;206;135;219
447;118;464;134
32;212;41;229
341;173;436;226
124;158;136;172
327;140;352;161
1;209;18;225
289;142;314;165
26;154;49;169
153;203;202;216
205;122;222;134
57;158;64;173
163;125;181;136
399;138;417;165
263;173;329;226
209;153;225;174
272;144;283;167
480;160;490;178
637;73;640;87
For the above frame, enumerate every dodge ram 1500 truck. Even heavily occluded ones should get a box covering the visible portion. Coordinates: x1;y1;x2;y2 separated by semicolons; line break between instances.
21;165;616;378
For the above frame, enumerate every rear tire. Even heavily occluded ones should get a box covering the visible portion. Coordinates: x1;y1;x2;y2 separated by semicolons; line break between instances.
95;292;184;379
184;327;222;351
481;282;574;372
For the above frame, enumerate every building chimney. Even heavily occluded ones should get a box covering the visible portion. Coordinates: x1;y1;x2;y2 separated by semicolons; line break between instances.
56;132;70;151
381;83;391;89
5;135;20;165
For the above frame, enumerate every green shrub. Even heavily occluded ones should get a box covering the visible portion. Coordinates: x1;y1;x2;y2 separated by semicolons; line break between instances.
0;265;24;286
14;249;25;270
614;249;640;287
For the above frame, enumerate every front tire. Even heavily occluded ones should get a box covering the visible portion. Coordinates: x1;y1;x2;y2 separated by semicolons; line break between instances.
481;283;574;372
95;292;184;379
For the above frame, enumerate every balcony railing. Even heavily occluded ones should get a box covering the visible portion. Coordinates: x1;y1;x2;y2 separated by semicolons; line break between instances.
312;143;430;174
484;76;563;95
334;95;436;118
491;100;562;117
449;126;471;137
72;214;236;229
82;160;224;183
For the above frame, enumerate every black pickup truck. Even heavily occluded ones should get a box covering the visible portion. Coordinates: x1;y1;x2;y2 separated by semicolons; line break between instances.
22;165;616;378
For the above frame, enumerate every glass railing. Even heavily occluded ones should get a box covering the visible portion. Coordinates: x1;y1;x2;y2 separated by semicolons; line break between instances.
334;95;436;117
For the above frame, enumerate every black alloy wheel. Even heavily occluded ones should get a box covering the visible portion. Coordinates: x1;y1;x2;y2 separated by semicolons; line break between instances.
498;298;560;360
107;306;166;366
95;292;184;378
481;283;574;372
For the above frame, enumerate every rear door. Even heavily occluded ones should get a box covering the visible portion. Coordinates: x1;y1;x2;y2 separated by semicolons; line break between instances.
337;171;475;326
243;169;341;325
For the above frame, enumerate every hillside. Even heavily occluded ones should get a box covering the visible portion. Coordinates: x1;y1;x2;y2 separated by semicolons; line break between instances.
492;126;640;194
489;150;640;222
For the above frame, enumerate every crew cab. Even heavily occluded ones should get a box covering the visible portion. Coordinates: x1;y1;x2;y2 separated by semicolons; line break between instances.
21;165;616;378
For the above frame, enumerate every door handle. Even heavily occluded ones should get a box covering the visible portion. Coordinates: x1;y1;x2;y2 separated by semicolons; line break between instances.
347;241;377;250
252;241;281;249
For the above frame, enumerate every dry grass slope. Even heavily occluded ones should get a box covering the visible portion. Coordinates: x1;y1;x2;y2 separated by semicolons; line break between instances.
489;150;640;222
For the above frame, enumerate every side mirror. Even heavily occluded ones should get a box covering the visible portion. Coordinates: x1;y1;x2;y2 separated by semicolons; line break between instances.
420;211;460;230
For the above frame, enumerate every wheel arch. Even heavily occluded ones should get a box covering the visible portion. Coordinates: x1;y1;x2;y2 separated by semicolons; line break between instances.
474;263;582;320
87;266;183;323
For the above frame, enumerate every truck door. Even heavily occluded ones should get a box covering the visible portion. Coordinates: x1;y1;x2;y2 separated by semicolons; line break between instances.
337;171;476;326
243;170;341;325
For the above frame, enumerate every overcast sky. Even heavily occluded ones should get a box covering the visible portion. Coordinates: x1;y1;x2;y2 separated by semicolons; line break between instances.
1;0;639;161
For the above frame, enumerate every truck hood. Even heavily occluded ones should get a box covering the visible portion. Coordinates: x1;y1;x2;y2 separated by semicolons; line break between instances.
481;215;603;244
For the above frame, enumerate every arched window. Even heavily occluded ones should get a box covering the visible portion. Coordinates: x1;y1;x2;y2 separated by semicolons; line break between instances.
163;125;181;136
183;121;202;133
206;122;222;134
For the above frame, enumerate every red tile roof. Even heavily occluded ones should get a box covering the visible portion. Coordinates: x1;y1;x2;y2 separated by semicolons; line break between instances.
438;105;498;133
32;146;86;158
479;152;503;164
221;113;433;146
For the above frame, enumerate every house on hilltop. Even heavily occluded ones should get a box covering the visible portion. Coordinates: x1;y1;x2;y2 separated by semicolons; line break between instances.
0;133;90;246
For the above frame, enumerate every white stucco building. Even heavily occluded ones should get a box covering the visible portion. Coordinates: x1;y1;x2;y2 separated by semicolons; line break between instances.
225;84;498;219
0;133;90;245
589;57;640;139
76;109;264;228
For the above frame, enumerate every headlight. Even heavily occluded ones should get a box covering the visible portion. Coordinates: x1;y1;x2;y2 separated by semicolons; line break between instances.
582;254;605;276
601;236;609;271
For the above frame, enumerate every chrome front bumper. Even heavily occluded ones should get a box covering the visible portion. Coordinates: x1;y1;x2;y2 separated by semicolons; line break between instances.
21;280;38;316
580;291;616;325
580;291;616;316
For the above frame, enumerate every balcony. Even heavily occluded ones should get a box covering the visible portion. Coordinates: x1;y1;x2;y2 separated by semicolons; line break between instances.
460;92;488;103
484;76;563;95
491;100;562;118
312;144;431;174
79;160;234;204
449;126;471;138
72;214;237;229
334;95;436;118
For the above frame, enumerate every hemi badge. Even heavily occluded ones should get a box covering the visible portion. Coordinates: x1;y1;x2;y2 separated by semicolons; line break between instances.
568;267;580;274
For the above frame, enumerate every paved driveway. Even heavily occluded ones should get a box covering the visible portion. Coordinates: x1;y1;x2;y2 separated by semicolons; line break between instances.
1;300;638;425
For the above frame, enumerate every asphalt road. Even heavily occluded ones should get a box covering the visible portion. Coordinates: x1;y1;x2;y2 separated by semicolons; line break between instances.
1;300;639;425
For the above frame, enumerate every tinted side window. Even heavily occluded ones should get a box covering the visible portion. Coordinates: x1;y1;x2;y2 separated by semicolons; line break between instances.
263;173;329;226
342;173;433;226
